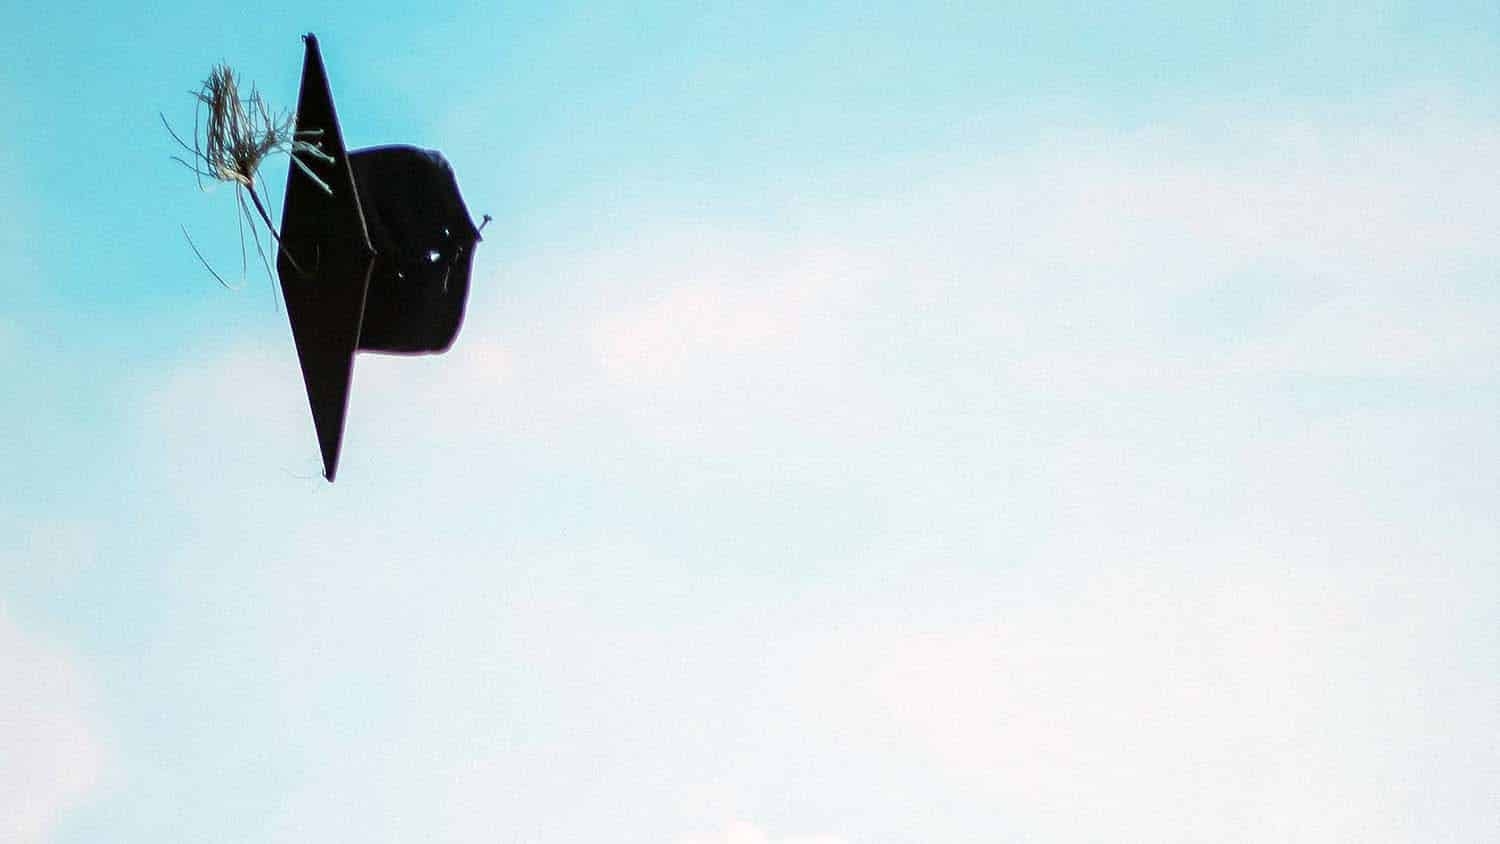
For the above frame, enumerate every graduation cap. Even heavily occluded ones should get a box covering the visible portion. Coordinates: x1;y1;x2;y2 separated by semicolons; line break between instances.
276;34;483;481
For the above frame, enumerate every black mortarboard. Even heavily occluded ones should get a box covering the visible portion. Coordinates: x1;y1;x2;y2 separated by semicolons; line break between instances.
277;34;482;482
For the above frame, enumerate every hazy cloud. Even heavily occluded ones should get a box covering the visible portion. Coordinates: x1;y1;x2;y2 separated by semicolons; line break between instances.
676;821;847;844
0;608;104;844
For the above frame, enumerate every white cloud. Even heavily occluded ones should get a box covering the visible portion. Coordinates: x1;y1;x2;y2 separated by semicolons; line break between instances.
676;821;847;844
591;244;862;386
0;607;104;844
881;117;1500;391
791;554;1447;840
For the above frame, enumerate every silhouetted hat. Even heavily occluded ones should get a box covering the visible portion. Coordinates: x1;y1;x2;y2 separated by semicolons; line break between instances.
276;34;482;481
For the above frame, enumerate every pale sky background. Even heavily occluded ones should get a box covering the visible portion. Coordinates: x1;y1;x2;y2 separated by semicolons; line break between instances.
3;2;1499;842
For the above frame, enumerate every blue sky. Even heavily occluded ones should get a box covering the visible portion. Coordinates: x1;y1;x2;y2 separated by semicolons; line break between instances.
3;3;1499;842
